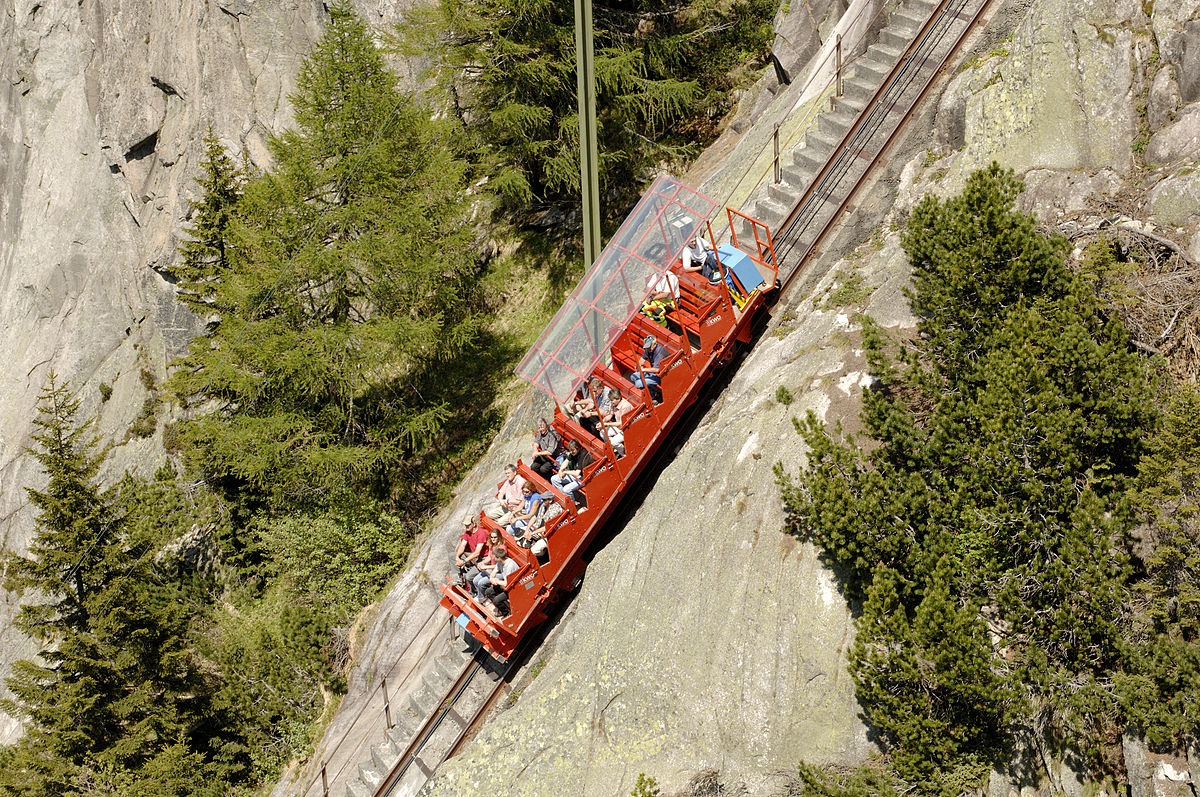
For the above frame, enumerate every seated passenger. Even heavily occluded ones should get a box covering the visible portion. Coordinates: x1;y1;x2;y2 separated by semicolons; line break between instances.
680;236;721;283
610;388;635;425
574;388;603;440
531;417;562;480
630;334;667;404
506;481;543;537
640;270;680;328
550;438;594;508
605;387;634;458
453;516;489;577
481;545;520;618
484;464;526;525
465;528;502;588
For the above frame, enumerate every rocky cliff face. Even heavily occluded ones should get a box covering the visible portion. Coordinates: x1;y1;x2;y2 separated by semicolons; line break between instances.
307;0;1200;794
0;0;420;743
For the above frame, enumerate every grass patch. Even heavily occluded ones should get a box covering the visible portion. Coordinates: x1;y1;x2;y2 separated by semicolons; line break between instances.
825;271;871;308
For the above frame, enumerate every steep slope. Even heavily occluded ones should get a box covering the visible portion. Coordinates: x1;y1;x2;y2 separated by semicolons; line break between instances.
417;0;1200;793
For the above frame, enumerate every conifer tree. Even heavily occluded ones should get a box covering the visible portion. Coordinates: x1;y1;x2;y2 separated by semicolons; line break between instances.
427;0;776;221
0;377;215;796
171;1;482;509
778;165;1160;783
174;131;244;315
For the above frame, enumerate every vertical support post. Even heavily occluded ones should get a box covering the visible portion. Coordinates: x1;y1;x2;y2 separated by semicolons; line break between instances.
575;0;601;270
321;762;328;797
773;124;781;184
836;34;843;97
382;676;393;729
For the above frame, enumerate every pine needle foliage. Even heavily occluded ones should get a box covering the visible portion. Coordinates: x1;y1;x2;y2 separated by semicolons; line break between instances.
422;0;776;224
170;2;484;513
0;377;222;796
777;164;1161;786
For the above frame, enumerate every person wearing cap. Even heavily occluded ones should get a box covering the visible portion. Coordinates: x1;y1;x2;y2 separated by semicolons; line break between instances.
454;515;489;574
631;334;667;403
640;269;680;327
681;236;721;283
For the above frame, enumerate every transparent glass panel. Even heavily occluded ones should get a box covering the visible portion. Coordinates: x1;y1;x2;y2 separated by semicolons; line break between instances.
516;176;721;403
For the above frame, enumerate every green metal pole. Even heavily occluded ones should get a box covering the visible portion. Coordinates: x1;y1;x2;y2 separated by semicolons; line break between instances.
575;0;601;269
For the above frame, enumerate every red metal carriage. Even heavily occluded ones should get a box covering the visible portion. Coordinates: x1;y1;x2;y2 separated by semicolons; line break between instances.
440;176;778;660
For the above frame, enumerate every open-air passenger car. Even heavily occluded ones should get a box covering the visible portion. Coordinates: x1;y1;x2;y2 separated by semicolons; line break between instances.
440;176;779;661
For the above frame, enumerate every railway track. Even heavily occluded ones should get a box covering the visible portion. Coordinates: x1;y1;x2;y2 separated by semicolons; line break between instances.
309;0;1000;792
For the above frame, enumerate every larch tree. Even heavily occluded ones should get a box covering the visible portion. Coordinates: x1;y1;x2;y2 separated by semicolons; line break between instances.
170;1;483;511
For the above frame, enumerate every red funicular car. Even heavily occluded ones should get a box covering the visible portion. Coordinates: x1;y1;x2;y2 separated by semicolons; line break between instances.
440;176;779;661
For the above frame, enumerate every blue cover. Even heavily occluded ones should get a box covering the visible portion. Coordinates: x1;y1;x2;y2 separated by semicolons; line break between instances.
717;244;765;293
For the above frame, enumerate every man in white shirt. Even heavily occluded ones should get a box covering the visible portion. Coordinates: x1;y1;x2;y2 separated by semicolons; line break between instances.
680;237;721;283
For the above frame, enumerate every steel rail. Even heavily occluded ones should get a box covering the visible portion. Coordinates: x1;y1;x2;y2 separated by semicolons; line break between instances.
301;603;447;796
771;0;963;267
777;0;994;292
374;648;488;796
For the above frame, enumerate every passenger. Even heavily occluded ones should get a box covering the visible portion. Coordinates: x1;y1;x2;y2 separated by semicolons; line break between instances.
484;464;526;525
551;438;594;507
574;388;603;440
453;516;489;576
590;377;612;420
640;269;680;328
531;417;562;480
630;334;667;404
506;481;543;538
465;528;503;589
481;545;520;618
680;236;721;283
605;387;634;457
609;387;635;426
562;389;589;424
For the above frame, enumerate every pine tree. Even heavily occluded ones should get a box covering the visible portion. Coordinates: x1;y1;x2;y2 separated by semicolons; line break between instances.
0;376;215;796
170;1;483;510
426;0;776;222
173;131;244;315
778;165;1161;781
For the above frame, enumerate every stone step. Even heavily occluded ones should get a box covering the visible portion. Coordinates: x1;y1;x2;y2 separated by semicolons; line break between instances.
804;126;841;155
781;163;815;190
767;180;798;207
344;777;373;797
817;108;856;138
433;652;463;682
792;143;827;173
904;0;937;15
831;93;866;116
880;24;915;50
371;738;400;775
866;41;905;66
893;9;928;31
357;760;383;790
753;197;789;228
855;57;891;82
844;72;880;102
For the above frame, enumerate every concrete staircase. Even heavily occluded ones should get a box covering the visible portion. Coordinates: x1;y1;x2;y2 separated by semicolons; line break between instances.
341;640;480;797
744;0;968;257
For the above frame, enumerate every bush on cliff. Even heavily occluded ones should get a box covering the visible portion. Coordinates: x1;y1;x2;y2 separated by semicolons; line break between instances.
778;164;1162;786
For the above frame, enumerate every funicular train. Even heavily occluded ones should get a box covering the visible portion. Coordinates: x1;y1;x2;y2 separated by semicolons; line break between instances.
440;176;779;661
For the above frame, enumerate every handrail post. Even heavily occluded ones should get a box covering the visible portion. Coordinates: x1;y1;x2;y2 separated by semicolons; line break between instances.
836;34;843;97
382;676;393;729
321;762;329;797
773;124;780;184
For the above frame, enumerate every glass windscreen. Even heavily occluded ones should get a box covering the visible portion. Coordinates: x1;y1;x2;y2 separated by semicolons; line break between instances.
516;176;719;403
